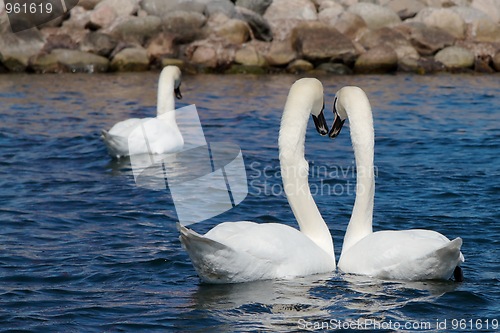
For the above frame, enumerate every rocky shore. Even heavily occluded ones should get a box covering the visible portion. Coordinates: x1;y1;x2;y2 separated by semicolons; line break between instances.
1;0;500;74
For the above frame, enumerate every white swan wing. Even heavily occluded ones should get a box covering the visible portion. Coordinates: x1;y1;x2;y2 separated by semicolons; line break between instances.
179;222;335;284
338;229;463;280
102;118;183;157
101;118;145;158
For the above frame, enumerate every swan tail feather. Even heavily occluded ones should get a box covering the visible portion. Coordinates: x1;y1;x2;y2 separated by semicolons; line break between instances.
425;237;464;280
101;129;127;158
177;223;241;283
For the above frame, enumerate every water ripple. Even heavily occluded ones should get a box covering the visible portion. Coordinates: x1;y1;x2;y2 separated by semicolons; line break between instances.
0;73;498;332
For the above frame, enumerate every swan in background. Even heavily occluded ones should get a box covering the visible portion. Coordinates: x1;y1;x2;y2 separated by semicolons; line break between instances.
101;66;183;158
178;78;335;284
329;86;464;281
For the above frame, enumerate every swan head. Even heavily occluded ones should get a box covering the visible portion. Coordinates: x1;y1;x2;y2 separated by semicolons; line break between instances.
285;78;328;136
160;65;183;100
328;86;368;139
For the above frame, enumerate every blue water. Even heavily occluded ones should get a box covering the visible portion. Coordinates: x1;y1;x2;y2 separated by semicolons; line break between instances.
0;73;499;332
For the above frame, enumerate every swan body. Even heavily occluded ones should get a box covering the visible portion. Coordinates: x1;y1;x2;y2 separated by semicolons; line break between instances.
332;86;464;281
102;66;183;158
179;78;336;284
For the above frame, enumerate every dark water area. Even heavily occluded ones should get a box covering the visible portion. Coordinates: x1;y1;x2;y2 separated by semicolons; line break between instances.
0;72;499;332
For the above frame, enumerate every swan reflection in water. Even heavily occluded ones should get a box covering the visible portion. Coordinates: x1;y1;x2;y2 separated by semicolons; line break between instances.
184;273;459;332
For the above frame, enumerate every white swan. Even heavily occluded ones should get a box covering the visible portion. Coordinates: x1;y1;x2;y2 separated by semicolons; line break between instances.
101;66;183;158
329;86;464;281
178;78;335;284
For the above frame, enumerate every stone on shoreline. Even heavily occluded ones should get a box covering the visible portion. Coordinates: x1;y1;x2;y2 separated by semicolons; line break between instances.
146;33;177;64
235;44;267;66
31;49;109;73
1;0;499;74
0;30;45;72
398;23;455;56
287;59;314;73
410;8;466;39
110;47;149;71
264;0;317;40
359;27;419;63
387;0;425;20
236;0;273;16
315;62;353;75
235;6;273;42
110;16;162;45
264;39;296;66
292;21;357;64
163;11;206;44
347;3;401;29
213;19;250;45
435;46;475;70
354;46;398;74
493;51;500;71
80;32;118;57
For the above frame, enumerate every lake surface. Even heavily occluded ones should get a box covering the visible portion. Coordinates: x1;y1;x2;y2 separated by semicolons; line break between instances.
0;72;499;332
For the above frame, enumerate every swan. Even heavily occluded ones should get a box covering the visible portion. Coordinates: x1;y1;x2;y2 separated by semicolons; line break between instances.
329;86;464;281
178;78;336;284
101;66;183;158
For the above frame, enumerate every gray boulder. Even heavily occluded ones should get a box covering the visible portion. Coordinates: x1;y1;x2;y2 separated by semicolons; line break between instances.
435;46;475;69
398;23;455;56
163;11;207;44
78;0;102;10
111;16;162;45
146;33;177;62
264;0;317;40
354;46;399;74
235;44;267;66
318;6;344;26
292;21;358;64
359;27;419;63
387;0;425;20
235;0;272;15
205;0;236;18
316;62;353;75
96;0;139;17
286;59;314;73
81;32;118;57
213;18;250;45
111;47;150;71
493;51;500;71
235;6;273;41
347;3;401;29
265;39;296;66
88;3;117;30
333;12;368;40
471;0;500;23
264;0;317;20
31;49;109;73
451;7;500;43
410;8;466;39
0;30;45;72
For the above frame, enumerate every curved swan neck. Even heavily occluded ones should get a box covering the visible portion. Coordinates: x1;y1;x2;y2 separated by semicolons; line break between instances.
339;87;375;253
278;80;334;258
157;77;176;117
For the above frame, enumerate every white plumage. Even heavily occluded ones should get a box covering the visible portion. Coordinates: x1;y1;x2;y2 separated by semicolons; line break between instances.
101;66;183;158
178;78;336;284
333;86;464;281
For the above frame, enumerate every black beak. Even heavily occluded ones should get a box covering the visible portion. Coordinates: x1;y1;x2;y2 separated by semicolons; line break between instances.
174;86;182;100
328;105;345;139
312;103;329;136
